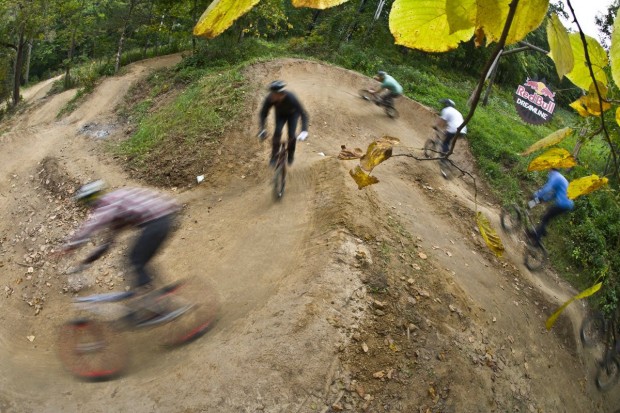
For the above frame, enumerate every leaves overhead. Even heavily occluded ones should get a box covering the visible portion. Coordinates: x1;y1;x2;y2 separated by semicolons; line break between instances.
291;0;350;9
389;0;475;52
477;0;548;46
611;10;620;89
476;212;504;257
546;13;573;80
545;282;602;330
527;148;576;172
567;175;609;200
565;33;608;90
193;0;261;38
521;127;573;156
350;165;379;189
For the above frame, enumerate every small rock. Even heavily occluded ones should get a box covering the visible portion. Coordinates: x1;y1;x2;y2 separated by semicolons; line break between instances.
362;342;369;353
418;252;427;260
26;335;35;342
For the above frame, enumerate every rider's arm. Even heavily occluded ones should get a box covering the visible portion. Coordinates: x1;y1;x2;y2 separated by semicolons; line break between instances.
289;93;309;132
533;174;558;202
258;95;273;131
64;204;120;248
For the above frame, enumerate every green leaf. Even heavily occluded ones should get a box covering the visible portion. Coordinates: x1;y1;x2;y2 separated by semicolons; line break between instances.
389;0;474;52
565;33;608;90
476;0;548;45
521;127;573;155
193;0;261;39
291;0;350;8
547;13;573;80
610;8;620;88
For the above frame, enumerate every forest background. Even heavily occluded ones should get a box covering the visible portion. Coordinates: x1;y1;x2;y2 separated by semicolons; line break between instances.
1;0;620;315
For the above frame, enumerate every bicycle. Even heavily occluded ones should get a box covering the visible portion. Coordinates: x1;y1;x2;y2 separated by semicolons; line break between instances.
359;89;399;118
500;203;548;271
273;141;288;200
56;255;218;381
423;128;455;180
580;309;620;391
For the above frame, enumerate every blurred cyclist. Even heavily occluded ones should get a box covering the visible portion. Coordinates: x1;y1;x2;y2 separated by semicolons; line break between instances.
527;168;574;244
258;80;309;167
369;71;403;109
435;98;467;155
59;180;180;291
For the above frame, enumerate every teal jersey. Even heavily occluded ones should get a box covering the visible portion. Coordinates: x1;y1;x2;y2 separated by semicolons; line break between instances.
381;75;403;95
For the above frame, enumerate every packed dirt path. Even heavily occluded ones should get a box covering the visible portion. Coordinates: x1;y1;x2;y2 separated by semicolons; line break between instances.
0;55;618;413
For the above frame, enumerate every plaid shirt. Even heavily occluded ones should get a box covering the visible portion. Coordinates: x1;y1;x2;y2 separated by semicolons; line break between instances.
66;187;180;247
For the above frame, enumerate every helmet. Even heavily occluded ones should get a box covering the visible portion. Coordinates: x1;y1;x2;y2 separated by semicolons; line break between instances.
441;98;455;108
74;180;105;204
377;71;386;78
268;80;286;92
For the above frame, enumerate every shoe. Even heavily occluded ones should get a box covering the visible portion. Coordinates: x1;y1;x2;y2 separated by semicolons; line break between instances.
287;153;294;165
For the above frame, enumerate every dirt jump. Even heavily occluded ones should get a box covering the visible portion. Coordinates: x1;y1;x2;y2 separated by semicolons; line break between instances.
0;55;618;413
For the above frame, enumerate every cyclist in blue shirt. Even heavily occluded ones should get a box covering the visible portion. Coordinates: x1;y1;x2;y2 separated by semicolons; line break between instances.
528;168;574;243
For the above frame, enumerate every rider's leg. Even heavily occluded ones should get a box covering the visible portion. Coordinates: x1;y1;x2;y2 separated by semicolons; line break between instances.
271;115;287;166
534;205;568;242
441;132;456;154
286;113;300;165
129;214;173;289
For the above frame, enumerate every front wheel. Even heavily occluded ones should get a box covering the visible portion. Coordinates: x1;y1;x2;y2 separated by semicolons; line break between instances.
273;163;286;200
596;355;620;391
359;89;373;101
524;243;547;271
580;313;606;347
500;205;523;233
423;139;438;159
57;319;127;381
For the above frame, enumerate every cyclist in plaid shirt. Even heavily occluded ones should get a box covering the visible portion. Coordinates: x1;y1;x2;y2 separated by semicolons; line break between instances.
61;181;180;290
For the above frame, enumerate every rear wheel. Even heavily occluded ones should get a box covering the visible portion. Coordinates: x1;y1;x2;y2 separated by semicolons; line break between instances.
580;313;606;347
500;205;523;233
384;105;399;119
57;319;127;381
596;355;620;391
524;243;547;271
423;139;438;159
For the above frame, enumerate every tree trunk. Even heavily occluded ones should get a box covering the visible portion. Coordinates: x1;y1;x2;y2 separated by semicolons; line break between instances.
24;39;33;84
345;0;369;42
306;10;321;35
12;30;25;106
115;0;137;73
65;29;77;89
192;0;198;53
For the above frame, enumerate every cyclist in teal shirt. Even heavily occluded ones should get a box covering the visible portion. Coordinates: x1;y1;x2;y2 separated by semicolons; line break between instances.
370;71;403;109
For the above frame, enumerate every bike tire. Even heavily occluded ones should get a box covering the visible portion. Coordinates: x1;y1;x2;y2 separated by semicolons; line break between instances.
596;355;620;391
359;89;373;101
423;139;438;159
524;243;547;272
159;282;219;348
273;163;286;201
439;159;454;180
500;205;523;233
580;313;606;347
57;318;127;381
384;105;399;119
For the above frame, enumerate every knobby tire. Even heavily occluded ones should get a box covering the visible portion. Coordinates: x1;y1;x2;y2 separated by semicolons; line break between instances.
596;355;620;391
580;313;607;347
500;205;523;234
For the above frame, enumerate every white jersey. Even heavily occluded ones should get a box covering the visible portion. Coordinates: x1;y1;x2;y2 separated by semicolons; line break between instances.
440;106;467;134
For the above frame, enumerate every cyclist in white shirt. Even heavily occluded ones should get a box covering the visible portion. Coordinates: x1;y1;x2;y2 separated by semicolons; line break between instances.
436;99;467;154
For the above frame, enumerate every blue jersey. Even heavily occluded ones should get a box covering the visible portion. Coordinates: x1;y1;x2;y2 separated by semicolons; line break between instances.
534;170;574;210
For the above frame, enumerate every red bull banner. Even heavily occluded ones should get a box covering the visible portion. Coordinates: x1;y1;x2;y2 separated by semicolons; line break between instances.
513;78;555;125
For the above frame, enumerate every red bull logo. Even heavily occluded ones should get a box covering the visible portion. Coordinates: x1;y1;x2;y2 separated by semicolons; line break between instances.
513;78;556;125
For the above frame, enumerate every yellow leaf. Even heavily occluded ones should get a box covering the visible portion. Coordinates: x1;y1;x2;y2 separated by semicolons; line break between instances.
569;96;590;117
291;0;349;8
566;33;608;90
547;13;573;80
527;148;577;172
616;107;620;127
349;166;379;189
521;127;573;156
446;0;476;34
583;81;611;116
193;0;261;38
389;0;475;52
476;212;504;257
546;282;602;330
476;0;548;46
359;136;399;172
610;7;620;89
567;175;609;199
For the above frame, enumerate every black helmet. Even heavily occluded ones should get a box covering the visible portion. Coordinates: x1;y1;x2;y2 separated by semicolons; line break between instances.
74;180;105;204
377;71;386;78
440;98;455;108
268;80;286;92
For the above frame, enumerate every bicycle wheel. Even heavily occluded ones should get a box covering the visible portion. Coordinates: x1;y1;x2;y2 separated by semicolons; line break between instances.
359;89;373;101
524;243;547;271
159;281;219;348
439;159;454;180
423;139;438;159
596;355;620;391
384;105;399;119
580;313;606;347
500;205;523;233
273;162;286;200
57;318;127;381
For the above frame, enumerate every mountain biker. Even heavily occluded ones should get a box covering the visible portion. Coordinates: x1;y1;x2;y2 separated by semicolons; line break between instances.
369;71;403;109
258;80;309;167
435;98;467;155
527;168;574;244
59;180;181;292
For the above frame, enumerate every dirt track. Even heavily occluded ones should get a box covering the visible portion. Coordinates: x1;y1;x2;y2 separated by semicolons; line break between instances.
0;55;618;412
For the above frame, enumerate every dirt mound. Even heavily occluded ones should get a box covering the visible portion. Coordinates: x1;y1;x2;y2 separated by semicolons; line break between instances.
0;56;617;413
